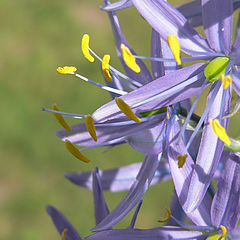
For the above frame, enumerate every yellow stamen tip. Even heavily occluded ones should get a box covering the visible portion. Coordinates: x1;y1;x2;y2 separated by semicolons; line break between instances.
52;104;71;131
220;74;232;89
57;66;77;74
120;44;140;73
167;35;181;65
218;225;227;240
102;54;112;81
86;114;97;142
65;140;90;163
81;34;94;63
158;208;171;223
61;229;68;240
115;97;141;123
209;119;231;146
177;154;187;168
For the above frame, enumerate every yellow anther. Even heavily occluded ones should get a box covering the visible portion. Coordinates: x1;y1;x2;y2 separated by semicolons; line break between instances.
115;97;141;123
52;104;71;131
177;154;187;168
57;66;77;74
81;34;94;62
102;54;112;81
167;35;181;65
220;74;232;89
65;140;90;163
86;114;97;142
218;225;227;240
158;208;171;223
209;119;231;146
61;229;68;240
120;44;140;73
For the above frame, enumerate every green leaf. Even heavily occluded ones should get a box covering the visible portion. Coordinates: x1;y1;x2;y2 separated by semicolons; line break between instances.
204;57;230;82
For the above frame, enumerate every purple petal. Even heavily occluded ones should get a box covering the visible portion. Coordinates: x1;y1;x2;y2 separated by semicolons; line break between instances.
132;0;212;56
177;0;202;27
232;13;240;51
92;168;110;225
126;119;166;154
56;117;162;147
202;0;233;54
85;226;203;240
232;67;240;96
211;152;240;231
91;154;161;232
64;161;171;192
167;117;211;226
92;63;206;122
104;0;153;84
101;0;133;11
185;82;231;213
46;205;82;240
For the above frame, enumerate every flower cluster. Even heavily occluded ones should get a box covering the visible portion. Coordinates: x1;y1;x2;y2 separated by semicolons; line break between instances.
44;0;240;239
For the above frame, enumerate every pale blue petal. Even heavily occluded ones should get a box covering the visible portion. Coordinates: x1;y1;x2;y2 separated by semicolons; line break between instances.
101;0;133;11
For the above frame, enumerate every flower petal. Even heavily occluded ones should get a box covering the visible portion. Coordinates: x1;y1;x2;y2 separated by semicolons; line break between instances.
101;0;133;11
104;0;153;84
85;227;203;240
46;205;82;240
167;117;211;226
92;168;110;225
201;0;233;54
64;161;171;192
185;82;231;213
91;154;161;231
211;152;240;231
92;63;206;123
132;0;212;56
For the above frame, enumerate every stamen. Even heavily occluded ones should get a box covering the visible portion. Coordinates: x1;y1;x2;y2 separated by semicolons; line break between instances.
167;35;181;65
218;225;227;240
75;73;127;95
115;97;141;123
81;34;94;62
220;74;232;89
65;140;90;163
52;104;71;131
102;55;112;81
158;208;171;223
209;119;231;146
177;154;187;168
61;229;68;240
42;107;86;119
57;66;77;74
86;114;97;142
120;44;140;73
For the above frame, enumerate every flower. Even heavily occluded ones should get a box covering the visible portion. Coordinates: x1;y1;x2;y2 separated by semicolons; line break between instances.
130;0;240;213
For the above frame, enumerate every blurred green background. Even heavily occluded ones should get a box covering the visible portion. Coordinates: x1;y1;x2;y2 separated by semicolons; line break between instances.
1;0;239;239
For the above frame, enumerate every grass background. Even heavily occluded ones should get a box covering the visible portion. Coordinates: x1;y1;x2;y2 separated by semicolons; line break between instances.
1;0;239;239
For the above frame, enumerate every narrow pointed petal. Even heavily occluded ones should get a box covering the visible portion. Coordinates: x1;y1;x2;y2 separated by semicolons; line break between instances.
92;63;206;123
85;226;203;240
92;168;110;225
104;0;153;84
64;161;171;192
91;154;161;232
167;117;211;226
126;119;167;154
56;117;162;147
46;205;82;240
101;0;133;11
232;66;240;96
132;0;212;56
185;82;231;213
202;0;233;54
177;0;202;27
211;152;240;231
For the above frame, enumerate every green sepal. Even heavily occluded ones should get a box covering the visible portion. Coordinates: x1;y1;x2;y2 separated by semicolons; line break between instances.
139;107;167;117
204;57;230;82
